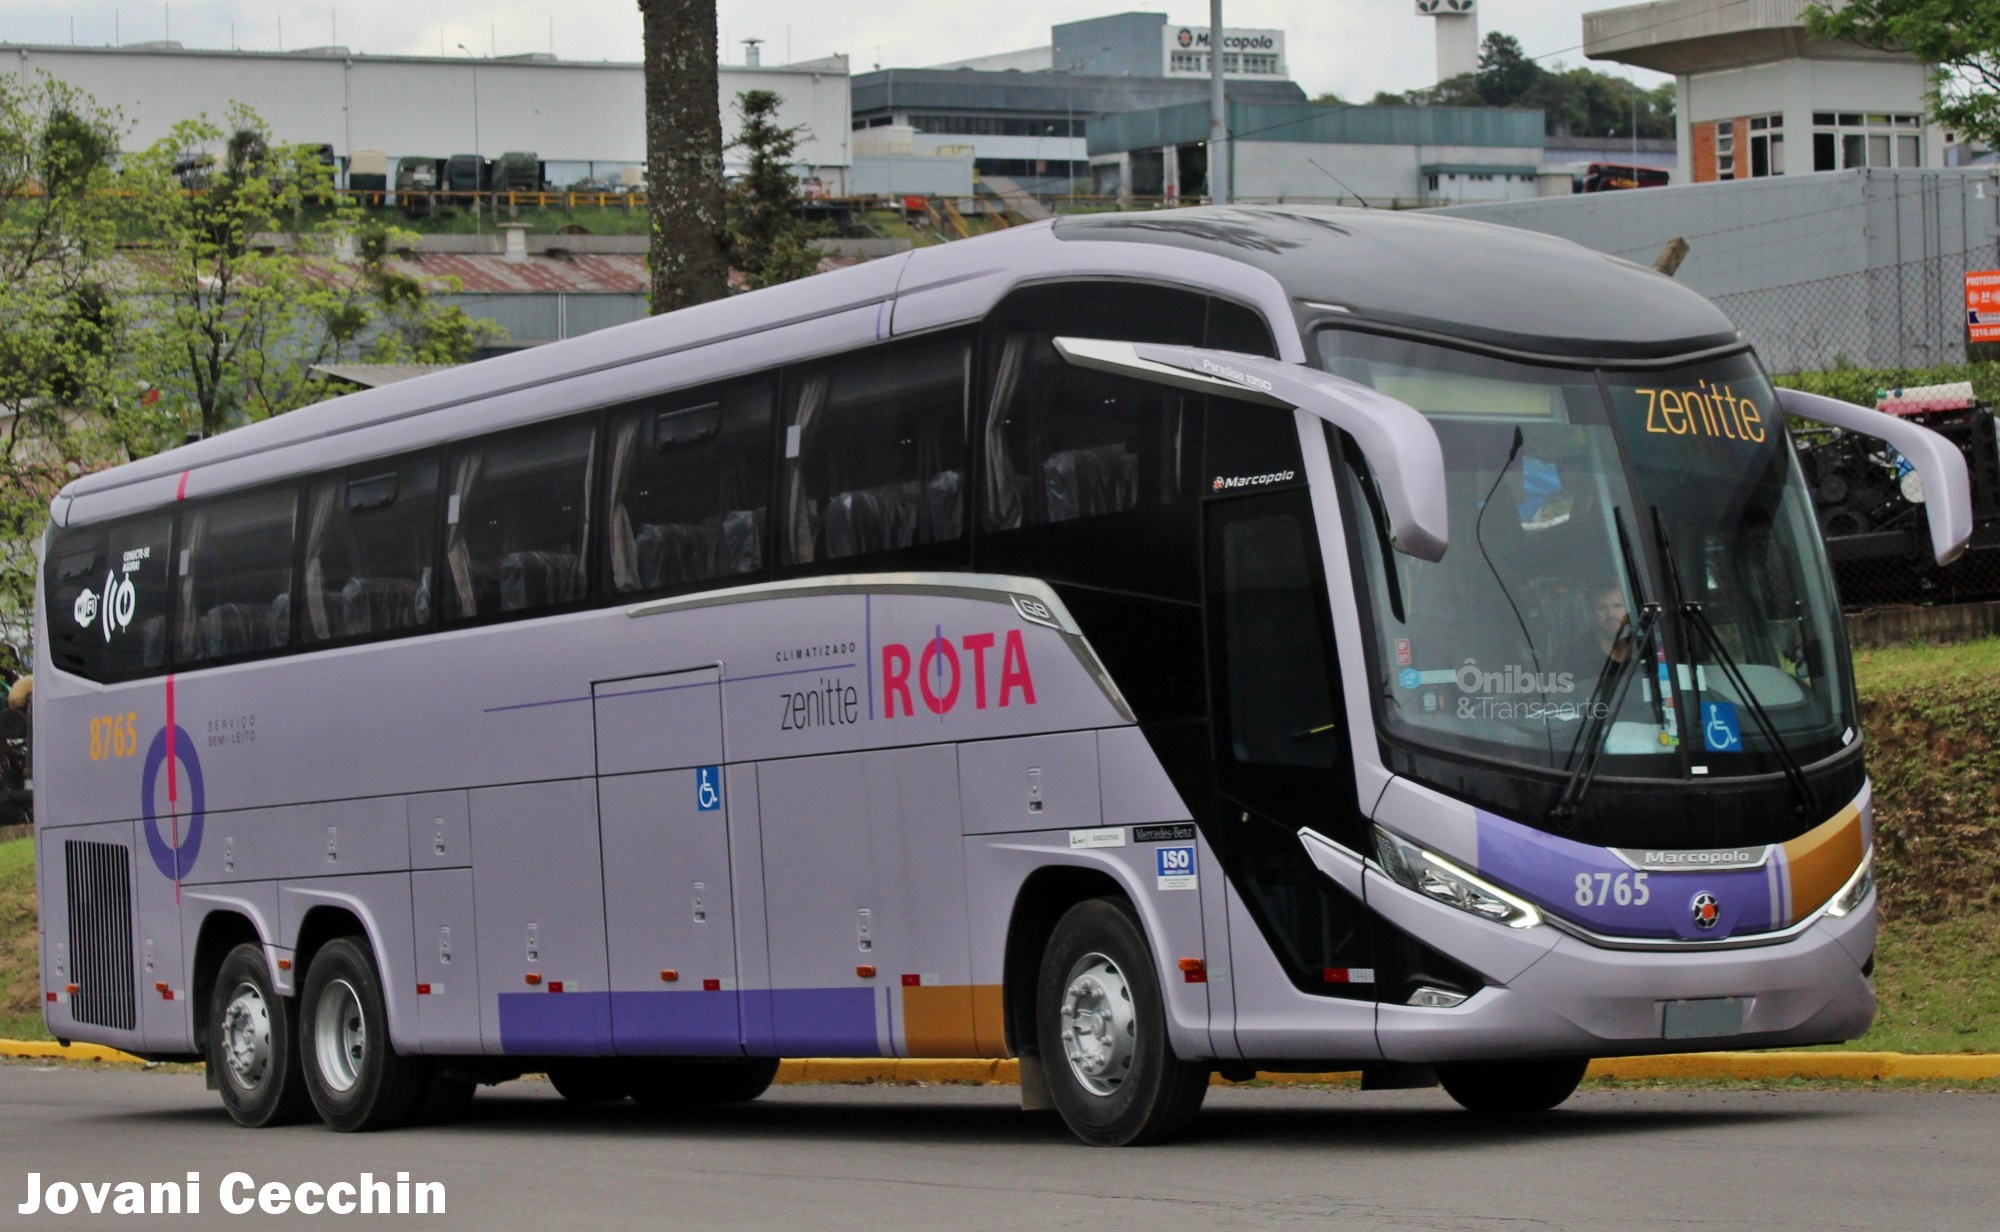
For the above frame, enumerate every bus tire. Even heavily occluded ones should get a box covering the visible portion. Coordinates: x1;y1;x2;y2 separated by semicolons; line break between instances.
1437;1057;1590;1115
629;1057;780;1109
1035;897;1209;1147
298;937;425;1132
209;943;313;1128
546;1062;632;1104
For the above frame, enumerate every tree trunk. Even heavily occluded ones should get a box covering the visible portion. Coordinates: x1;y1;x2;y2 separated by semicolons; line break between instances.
639;0;728;314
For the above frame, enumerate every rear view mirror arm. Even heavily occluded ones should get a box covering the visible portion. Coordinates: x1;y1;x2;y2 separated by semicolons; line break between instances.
1053;338;1449;562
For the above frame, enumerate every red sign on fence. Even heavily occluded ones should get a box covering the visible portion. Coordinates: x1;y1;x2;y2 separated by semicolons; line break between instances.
1967;270;2000;343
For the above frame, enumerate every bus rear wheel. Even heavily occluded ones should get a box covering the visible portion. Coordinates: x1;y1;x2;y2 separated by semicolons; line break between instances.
1437;1057;1590;1115
209;943;312;1128
629;1058;780;1109
1035;897;1208;1147
546;1062;632;1104
298;937;426;1131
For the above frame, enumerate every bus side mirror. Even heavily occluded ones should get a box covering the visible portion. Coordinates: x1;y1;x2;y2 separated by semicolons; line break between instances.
1053;338;1450;562
1775;386;1973;566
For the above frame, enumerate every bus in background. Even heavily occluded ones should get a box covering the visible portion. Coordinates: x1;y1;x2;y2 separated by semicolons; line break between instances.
1580;162;1672;192
34;207;1971;1146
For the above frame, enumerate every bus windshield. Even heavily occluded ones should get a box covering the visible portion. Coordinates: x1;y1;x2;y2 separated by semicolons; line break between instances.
1321;330;1852;789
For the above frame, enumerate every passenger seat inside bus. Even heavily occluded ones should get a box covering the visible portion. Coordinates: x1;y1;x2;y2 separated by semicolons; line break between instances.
499;551;584;611
1044;447;1138;522
629;509;765;588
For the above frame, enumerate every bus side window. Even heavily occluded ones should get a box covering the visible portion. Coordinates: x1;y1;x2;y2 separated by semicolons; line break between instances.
441;417;596;622
976;283;1208;599
299;453;441;645
175;487;298;666
779;334;968;570
606;377;774;594
45;515;174;680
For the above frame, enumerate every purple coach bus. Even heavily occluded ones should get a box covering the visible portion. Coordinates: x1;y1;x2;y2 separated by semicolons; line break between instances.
35;207;1971;1144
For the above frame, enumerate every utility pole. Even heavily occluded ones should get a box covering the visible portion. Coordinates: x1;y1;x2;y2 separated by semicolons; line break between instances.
1208;0;1228;204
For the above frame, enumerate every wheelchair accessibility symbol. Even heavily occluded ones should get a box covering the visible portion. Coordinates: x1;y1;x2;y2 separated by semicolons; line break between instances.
695;766;722;811
1702;701;1741;753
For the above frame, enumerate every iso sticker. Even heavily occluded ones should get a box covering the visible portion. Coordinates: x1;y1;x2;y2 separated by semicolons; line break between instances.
1156;845;1197;891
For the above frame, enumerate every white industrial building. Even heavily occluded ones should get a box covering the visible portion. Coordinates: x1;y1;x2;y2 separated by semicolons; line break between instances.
0;41;853;190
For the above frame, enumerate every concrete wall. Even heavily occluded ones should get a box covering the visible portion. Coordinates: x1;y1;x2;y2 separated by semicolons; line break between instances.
1223;141;1541;206
850;154;976;197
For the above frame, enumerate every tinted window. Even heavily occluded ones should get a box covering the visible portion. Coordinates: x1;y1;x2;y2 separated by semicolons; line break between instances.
607;378;773;594
1210;494;1342;770
780;336;967;568
45;516;174;681
299;454;440;645
176;487;297;665
976;283;1208;597
442;418;595;621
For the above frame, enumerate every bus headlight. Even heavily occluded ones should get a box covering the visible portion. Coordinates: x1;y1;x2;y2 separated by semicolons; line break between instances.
1372;825;1543;930
1824;848;1874;918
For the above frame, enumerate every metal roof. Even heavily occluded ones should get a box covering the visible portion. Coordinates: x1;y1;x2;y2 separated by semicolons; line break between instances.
1088;100;1545;156
851;68;1304;119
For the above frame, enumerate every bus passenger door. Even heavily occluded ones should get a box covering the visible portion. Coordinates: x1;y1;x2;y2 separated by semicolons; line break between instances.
594;667;743;1056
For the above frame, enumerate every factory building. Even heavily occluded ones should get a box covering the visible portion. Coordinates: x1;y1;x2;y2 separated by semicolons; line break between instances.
0;41;853;191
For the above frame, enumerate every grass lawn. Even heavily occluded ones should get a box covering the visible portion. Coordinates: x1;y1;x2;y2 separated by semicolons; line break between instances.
0;836;45;1040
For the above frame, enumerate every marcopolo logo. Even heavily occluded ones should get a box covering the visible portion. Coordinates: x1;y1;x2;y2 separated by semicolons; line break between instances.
881;629;1037;718
1212;471;1295;492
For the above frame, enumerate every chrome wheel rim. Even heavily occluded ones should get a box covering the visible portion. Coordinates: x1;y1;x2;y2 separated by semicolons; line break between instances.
313;979;366;1094
1059;951;1137;1097
220;982;273;1092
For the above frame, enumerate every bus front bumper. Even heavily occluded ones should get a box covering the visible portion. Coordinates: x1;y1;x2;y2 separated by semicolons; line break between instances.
1367;869;1877;1063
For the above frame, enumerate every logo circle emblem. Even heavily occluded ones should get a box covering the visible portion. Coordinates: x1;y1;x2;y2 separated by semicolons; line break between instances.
73;588;99;626
1177;28;1194;47
141;724;206;880
1690;891;1721;931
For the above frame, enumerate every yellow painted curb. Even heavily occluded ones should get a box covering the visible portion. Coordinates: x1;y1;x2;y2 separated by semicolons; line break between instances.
5;1041;1993;1083
0;1039;148;1065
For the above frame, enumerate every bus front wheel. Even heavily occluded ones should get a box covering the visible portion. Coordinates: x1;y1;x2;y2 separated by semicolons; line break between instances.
209;943;313;1128
1034;897;1209;1147
298;937;427;1131
1437;1057;1590;1115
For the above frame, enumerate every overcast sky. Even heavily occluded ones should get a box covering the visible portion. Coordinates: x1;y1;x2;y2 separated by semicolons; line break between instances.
0;1;1668;101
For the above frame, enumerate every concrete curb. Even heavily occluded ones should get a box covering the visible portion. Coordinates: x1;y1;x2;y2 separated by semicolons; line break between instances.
7;1041;1994;1082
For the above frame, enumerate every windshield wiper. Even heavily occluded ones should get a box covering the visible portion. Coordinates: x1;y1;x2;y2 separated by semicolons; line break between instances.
1649;508;1819;820
1550;507;1660;825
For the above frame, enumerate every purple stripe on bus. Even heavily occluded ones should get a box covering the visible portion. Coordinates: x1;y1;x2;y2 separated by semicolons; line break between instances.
1474;810;1778;941
608;991;743;1056
722;663;858;687
496;991;614;1055
751;987;881;1057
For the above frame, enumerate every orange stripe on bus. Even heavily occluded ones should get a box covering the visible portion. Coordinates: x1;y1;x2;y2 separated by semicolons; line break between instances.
1783;802;1865;925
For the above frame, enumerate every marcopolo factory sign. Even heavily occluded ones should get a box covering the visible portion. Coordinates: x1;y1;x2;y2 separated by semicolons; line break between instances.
1163;25;1286;76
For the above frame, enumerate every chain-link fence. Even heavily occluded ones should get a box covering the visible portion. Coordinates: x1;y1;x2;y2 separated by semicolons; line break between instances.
1715;247;1996;376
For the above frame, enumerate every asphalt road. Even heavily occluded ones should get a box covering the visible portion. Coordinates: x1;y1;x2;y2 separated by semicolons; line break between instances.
1;1064;1995;1231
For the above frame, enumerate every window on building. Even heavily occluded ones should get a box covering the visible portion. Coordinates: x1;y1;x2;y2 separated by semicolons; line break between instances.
1811;112;1925;171
780;335;968;568
299;453;440;645
1715;120;1735;179
606;377;774;594
441;417;596;621
176;486;297;665
1748;113;1784;177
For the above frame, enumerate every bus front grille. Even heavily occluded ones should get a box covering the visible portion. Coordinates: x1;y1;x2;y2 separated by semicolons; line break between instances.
64;841;137;1031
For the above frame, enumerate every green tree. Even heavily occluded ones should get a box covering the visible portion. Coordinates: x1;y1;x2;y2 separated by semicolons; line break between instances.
1806;1;2000;152
1374;30;1675;140
1478;33;1542;107
118;106;498;441
0;74;133;672
725;90;822;291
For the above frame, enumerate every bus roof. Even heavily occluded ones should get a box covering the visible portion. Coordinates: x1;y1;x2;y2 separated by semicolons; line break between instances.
1052;205;1741;362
